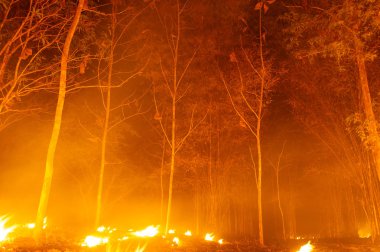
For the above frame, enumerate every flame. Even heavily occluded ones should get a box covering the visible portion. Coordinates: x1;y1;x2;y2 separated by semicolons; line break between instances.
97;226;106;232
204;233;214;241
0;216;17;242
184;230;192;236
26;223;35;229
218;238;223;244
133;225;159;237
82;235;109;247
118;236;129;241
172;236;180;246
358;226;371;238
43;217;47;229
168;229;175;234
297;241;313;252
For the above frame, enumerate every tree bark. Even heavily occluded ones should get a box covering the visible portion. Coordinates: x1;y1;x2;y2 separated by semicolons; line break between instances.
256;4;265;246
95;3;115;229
354;39;380;183
35;0;84;239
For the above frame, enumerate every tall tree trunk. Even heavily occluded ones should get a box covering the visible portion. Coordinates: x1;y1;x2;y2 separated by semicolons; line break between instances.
95;12;115;228
354;39;380;183
165;93;176;235
165;0;180;236
35;0;84;239
256;4;265;246
160;139;166;226
275;145;286;240
208;110;216;229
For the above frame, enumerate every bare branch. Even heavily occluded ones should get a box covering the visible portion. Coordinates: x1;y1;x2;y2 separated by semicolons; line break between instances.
219;69;257;138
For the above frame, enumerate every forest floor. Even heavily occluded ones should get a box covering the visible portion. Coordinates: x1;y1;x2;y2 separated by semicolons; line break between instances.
1;237;380;252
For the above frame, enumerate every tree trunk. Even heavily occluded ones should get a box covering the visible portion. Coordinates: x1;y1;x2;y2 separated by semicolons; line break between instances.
165;0;180;236
95;3;116;229
275;151;286;240
354;39;380;183
160;139;166;226
35;0;84;239
256;4;265;246
165;94;176;235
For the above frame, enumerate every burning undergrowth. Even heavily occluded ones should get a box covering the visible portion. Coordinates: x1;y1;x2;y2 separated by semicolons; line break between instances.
0;216;232;252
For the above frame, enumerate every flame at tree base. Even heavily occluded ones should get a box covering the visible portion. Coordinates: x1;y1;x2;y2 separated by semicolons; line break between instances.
297;241;314;252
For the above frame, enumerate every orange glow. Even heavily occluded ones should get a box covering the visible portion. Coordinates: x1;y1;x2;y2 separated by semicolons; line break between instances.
0;216;17;242
204;233;214;241
297;241;313;252
133;225;159;237
358;225;371;238
218;238;223;244
81;235;109;247
184;230;192;236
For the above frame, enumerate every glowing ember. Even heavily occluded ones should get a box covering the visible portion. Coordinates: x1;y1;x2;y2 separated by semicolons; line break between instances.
97;226;106;232
168;229;175;234
43;217;47;229
118;236;129;241
0;216;17;242
82;235;109;247
133;225;159;237
204;233;214;241
172;236;180;246
184;230;192;236
185;230;192;236
26;223;35;229
358;226;371;238
218;238;223;244
297;241;314;252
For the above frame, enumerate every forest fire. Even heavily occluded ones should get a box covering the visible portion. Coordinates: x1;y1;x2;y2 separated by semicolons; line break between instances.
296;241;313;252
132;225;159;238
78;224;228;251
204;233;215;241
82;235;109;248
2;0;380;251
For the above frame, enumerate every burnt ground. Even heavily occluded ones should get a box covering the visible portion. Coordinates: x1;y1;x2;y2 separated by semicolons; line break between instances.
2;237;380;252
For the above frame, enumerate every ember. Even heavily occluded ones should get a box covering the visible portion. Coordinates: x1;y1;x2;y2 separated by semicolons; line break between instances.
172;236;180;246
204;233;215;241
297;241;313;252
82;235;109;247
184;230;192;236
133;225;159;238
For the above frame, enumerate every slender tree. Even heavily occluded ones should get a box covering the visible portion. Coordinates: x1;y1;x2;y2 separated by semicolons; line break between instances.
221;0;276;245
152;0;205;234
35;0;84;238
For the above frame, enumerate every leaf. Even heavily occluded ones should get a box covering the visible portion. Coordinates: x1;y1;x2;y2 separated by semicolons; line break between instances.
229;52;238;63
25;48;32;56
263;3;269;13
239;119;246;128
79;62;85;74
254;2;263;10
154;111;162;121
